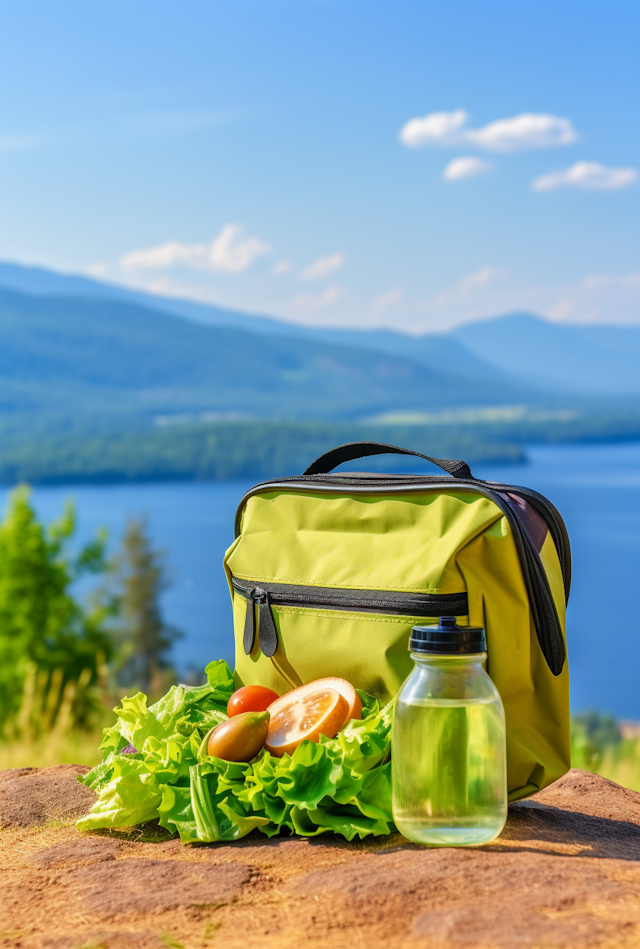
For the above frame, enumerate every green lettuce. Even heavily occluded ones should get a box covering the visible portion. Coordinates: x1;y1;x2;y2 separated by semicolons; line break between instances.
78;662;395;843
77;660;234;831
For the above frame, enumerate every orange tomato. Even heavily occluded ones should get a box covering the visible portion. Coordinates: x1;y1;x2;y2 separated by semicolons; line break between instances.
227;685;280;717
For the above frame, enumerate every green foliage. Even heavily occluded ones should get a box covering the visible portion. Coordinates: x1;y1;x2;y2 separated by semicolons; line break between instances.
106;516;182;693
571;712;640;793
0;419;526;485
2;407;640;487
0;495;185;751
0;486;112;735
571;710;621;770
595;737;640;792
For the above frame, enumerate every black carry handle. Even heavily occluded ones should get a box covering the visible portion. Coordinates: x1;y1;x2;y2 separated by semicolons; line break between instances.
303;441;474;480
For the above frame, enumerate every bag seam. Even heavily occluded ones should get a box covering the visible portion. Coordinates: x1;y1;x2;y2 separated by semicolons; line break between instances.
269;605;470;623
230;574;460;595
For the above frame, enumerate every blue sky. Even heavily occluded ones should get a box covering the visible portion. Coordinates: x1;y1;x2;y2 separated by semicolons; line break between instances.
1;0;638;331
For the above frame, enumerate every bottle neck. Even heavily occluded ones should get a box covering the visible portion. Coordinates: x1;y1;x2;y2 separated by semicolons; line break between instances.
410;651;487;667
402;650;499;705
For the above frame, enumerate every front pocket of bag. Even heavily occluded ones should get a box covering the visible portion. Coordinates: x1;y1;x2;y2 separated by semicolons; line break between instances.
231;579;469;701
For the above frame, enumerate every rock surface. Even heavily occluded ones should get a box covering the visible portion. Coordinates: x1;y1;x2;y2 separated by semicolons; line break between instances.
1;766;639;948
0;765;94;827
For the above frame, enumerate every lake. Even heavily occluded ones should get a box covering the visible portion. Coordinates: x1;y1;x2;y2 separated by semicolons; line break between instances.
4;441;639;719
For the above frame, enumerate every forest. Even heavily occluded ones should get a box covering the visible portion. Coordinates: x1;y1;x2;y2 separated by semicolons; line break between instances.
2;409;640;484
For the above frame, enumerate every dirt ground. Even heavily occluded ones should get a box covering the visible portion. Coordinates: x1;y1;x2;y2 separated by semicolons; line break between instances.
1;766;639;949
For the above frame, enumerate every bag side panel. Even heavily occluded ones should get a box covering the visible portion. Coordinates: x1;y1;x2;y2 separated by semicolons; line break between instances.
456;518;570;799
539;530;568;620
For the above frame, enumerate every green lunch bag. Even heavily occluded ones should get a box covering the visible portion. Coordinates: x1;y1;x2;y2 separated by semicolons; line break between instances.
224;441;571;801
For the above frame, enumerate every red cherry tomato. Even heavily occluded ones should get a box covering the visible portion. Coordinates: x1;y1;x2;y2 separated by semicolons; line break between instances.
227;685;280;717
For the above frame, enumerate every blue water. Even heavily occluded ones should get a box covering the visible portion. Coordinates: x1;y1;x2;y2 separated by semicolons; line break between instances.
2;442;639;718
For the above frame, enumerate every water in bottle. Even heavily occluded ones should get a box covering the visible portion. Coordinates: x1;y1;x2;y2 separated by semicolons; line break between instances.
392;617;507;846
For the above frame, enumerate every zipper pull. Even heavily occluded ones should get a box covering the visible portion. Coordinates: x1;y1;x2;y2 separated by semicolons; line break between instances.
243;588;256;654
255;588;278;657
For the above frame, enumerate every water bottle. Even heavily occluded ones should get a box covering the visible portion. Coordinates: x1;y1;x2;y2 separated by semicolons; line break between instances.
392;617;507;846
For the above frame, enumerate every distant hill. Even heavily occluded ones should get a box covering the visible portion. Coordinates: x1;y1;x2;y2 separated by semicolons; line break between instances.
2;264;639;485
0;287;537;424
0;261;517;385
1;260;639;400
0;260;290;335
452;313;640;396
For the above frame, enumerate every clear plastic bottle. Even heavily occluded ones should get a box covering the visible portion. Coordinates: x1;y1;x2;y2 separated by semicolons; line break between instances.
392;617;507;846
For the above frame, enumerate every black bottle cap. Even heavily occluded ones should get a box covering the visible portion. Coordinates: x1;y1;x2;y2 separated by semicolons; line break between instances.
410;616;486;655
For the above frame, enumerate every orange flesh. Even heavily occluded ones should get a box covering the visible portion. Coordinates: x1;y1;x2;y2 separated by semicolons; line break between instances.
267;677;362;727
264;688;349;757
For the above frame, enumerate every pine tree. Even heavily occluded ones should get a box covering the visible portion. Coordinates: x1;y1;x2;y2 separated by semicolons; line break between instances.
109;516;181;693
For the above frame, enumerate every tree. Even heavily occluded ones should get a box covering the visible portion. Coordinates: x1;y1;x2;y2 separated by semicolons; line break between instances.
108;516;181;694
0;485;111;735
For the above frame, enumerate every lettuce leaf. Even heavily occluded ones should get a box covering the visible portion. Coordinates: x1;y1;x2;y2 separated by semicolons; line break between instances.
76;755;164;831
158;763;270;843
77;660;235;831
78;661;395;842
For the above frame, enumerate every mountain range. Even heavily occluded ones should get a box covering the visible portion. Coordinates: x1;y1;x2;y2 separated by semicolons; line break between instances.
0;287;534;423
0;260;639;432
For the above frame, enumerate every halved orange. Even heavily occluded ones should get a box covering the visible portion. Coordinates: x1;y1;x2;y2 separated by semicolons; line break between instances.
264;688;347;757
264;677;362;757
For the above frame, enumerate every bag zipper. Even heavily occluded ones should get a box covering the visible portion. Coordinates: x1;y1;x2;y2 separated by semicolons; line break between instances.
232;577;468;658
234;475;568;676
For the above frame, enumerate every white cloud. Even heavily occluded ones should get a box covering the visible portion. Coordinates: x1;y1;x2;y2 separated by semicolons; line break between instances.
400;110;468;148
417;268;640;331
103;254;640;333
544;272;640;323
120;224;270;274
291;285;342;313
532;162;638;192
443;156;492;181
468;114;577;152
301;253;345;281
373;288;403;315
209;224;270;272
272;259;293;275
428;267;506;310
399;110;578;152
120;241;202;271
